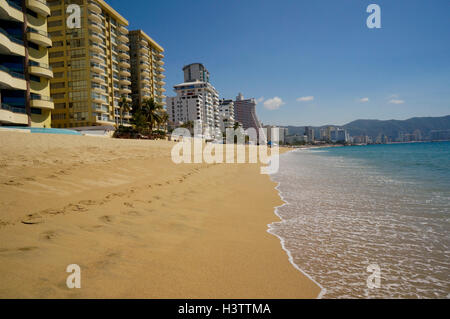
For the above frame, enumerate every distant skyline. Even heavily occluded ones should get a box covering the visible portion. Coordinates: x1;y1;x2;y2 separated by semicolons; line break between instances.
107;0;450;126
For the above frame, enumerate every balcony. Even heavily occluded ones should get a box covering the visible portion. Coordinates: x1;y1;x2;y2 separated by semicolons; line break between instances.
119;77;131;85
92;104;109;113
26;0;50;17
0;103;28;125
156;87;166;93
90;52;106;64
88;0;102;14
88;21;103;33
157;66;165;72
119;68;130;77
155;60;164;66
30;94;54;110
91;63;105;75
118;33;128;43
88;10;102;24
0;27;25;57
119;86;131;94
89;31;103;43
90;42;105;54
27;28;52;48
156;73;165;79
92;84;107;94
118;25;128;35
29;61;53;79
119;59;130;68
117;41;129;51
92;95;108;105
118;50;129;59
0;0;24;23
91;74;106;84
0;65;26;90
139;46;149;54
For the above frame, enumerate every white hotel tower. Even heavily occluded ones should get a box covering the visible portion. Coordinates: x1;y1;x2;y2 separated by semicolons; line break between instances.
167;63;220;138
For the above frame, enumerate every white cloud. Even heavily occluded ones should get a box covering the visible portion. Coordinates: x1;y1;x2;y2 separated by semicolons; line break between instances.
263;97;285;110
389;99;405;104
358;97;370;103
296;96;315;102
256;97;265;104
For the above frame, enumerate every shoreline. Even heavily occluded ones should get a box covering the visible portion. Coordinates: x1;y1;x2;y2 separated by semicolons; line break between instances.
267;148;326;298
268;173;327;299
0;132;321;298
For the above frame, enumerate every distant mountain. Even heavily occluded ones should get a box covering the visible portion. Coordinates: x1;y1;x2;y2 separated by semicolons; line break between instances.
284;115;450;140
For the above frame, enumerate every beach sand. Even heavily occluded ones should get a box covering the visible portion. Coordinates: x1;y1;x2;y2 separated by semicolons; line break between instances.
0;131;320;298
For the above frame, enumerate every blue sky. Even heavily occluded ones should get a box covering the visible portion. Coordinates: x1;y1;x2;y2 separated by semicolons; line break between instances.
108;0;450;126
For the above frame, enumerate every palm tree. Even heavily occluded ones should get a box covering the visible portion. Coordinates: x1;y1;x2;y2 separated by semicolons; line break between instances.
118;96;132;126
140;98;163;132
158;110;169;131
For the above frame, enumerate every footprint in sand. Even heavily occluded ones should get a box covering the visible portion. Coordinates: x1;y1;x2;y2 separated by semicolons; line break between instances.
99;215;114;224
21;214;44;225
79;200;100;206
122;211;142;217
40;230;58;241
123;202;134;208
4;180;23;186
18;246;39;252
40;208;65;216
65;204;88;213
105;192;126;200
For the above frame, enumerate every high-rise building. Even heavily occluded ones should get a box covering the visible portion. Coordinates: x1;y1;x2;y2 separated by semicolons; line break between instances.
0;0;54;127
304;126;315;142
330;128;350;143
128;29;165;108
320;126;334;141
167;63;220;138
183;63;209;83
264;125;287;144
47;0;131;128
233;93;263;135
218;99;234;131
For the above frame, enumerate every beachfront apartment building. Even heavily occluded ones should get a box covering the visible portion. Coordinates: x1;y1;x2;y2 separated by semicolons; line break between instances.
46;0;131;128
218;98;235;131
167;63;221;138
128;30;165;108
234;93;265;142
0;0;54;127
264;125;287;144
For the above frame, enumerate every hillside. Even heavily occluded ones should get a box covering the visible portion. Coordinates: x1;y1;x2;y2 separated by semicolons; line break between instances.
284;115;450;140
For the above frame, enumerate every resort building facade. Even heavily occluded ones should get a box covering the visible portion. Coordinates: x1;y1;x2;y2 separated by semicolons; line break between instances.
167;63;221;138
218;98;235;131
234;93;264;140
47;0;131;128
128;29;165;108
0;0;54;127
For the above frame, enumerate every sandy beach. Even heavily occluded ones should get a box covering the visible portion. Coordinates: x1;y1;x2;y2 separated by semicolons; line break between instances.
0;131;320;298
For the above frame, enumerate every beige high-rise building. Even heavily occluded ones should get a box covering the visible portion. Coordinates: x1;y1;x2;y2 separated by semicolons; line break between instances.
0;0;54;127
47;0;132;128
128;29;165;107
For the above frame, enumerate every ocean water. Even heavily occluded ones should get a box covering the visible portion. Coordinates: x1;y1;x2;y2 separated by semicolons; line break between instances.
269;142;450;299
